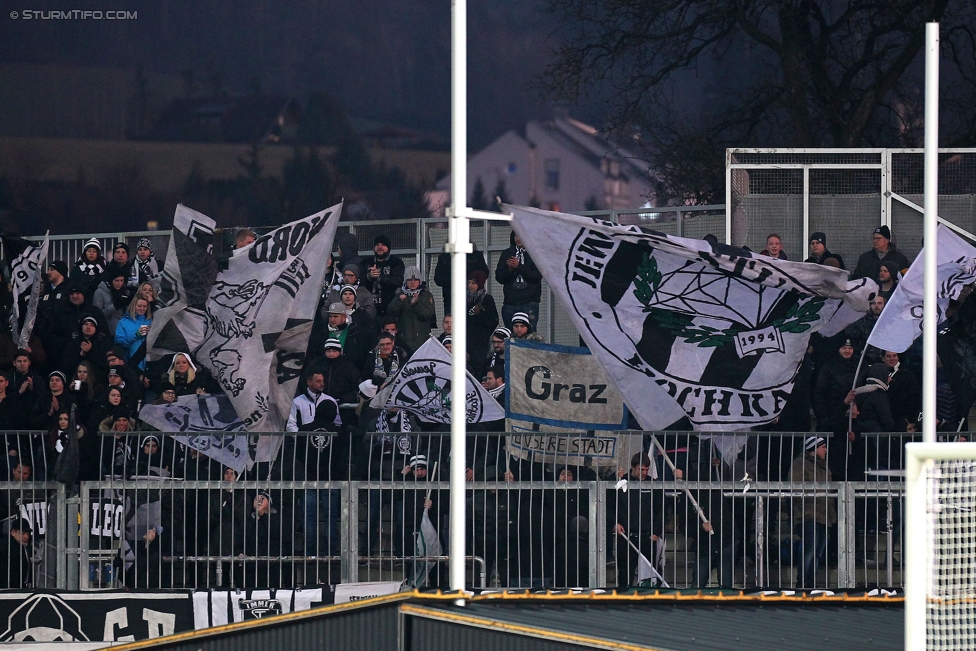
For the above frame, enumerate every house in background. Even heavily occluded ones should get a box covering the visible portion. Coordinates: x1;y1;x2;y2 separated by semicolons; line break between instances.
427;113;658;215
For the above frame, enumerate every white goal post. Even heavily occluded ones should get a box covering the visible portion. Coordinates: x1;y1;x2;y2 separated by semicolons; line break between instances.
906;442;976;651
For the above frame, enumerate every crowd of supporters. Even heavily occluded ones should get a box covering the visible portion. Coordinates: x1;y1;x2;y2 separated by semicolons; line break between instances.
0;223;967;592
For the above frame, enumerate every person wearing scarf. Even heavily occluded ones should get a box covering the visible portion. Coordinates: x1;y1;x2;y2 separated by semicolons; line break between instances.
364;332;406;387
495;231;542;330
71;238;106;300
134;238;162;290
465;270;498;373
361;234;405;318
387;265;435;355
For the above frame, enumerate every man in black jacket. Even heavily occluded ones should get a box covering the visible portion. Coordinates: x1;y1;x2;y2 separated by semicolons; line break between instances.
610;453;663;589
361;234;405;318
495;232;543;331
804;232;845;269
851;225;909;281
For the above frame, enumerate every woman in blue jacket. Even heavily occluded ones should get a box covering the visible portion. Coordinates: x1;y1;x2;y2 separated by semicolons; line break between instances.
114;296;152;370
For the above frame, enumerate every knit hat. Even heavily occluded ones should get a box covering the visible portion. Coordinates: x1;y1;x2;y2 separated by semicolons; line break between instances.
327;302;346;315
404;265;422;281
374;234;392;249
340;284;357;297
136;238;153;254
10;518;32;533
48;260;68;277
141;435;160;448
874;225;891;240
840;339;854;350
81;316;98;329
804;436;825;451
468;270;487;290
342;263;360;278
113;242;130;254
358;380;378;400
108;368;120;377
256;489;272;504
48;370;67;384
511;312;530;326
83;238;102;253
809;232;826;245
67;283;85;295
324;338;343;351
440;335;452;347
492;327;512;339
409;454;428;468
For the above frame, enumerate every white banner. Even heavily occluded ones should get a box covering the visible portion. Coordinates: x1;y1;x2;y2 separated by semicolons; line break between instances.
138;393;249;473
866;224;976;353
510;206;875;431
370;337;505;423
506;339;627;429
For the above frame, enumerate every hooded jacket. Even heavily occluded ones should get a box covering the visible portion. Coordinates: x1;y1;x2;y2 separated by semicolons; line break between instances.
495;232;543;305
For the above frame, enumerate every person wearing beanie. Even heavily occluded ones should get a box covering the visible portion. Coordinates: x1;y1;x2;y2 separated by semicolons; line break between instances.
465;269;498;372
103;241;138;290
38;261;71;337
61;314;112;381
304;337;361;404
337;283;376;330
388;265;436;355
30;369;77;431
813;337;861;480
93;267;135;334
789;435;835;588
851;224;909;281
71;238;106;300
877;259;901;301
803;232;845;269
134;238;162;291
360;233;405;317
433;242;490;314
495;231;543;331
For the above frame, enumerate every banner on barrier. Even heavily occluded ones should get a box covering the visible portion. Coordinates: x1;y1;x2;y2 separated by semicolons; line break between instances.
506;339;628;430
0;591;193;643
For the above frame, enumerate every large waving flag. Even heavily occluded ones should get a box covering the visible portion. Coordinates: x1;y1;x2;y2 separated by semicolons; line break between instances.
5;232;49;347
147;204;342;443
866;224;976;354
370;337;505;423
510;206;875;431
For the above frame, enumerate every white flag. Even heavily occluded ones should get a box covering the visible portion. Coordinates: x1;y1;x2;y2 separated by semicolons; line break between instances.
7;232;49;347
510;206;875;431
866;224;976;353
146;203;342;459
138;393;249;473
370;337;505;423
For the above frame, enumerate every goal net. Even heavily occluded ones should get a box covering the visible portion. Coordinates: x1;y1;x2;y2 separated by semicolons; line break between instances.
906;442;976;651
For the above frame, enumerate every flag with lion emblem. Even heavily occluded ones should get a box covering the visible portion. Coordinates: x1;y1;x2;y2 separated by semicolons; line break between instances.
510;206;876;431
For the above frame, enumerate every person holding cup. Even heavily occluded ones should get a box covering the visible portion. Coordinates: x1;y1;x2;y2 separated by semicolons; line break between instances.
114;296;153;371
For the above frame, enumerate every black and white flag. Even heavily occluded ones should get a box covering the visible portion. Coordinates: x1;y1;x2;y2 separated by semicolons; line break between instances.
510;206;875;431
6;232;48;348
138;393;249;473
370;337;505;423
867;224;976;353
146;205;219;360
147;204;341;450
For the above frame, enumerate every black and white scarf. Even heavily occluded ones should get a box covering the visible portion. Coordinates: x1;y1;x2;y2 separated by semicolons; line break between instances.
466;287;486;315
373;347;401;382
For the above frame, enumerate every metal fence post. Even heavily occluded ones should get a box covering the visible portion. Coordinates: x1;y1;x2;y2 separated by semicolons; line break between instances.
344;482;359;583
592;481;607;588
836;482;856;588
79;485;90;590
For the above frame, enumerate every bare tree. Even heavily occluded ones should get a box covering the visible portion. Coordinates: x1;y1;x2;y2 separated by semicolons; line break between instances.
539;0;976;203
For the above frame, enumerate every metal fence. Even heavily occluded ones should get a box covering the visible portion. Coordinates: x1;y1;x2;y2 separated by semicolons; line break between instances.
0;430;922;592
726;148;976;266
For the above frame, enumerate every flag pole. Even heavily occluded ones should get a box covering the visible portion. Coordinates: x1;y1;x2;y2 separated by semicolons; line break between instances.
922;23;939;445
649;435;712;535
448;0;472;594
